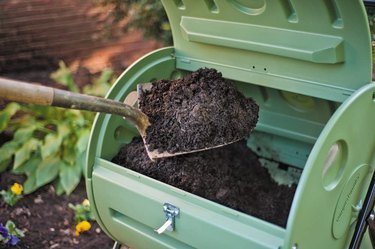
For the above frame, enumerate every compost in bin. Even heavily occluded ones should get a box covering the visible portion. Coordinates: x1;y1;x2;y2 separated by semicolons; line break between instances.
112;68;295;227
112;137;296;227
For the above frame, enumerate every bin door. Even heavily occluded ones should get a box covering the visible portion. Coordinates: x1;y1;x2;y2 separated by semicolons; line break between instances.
161;0;371;102
285;83;375;249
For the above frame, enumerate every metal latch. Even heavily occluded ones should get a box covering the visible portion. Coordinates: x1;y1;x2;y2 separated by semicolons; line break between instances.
154;203;180;234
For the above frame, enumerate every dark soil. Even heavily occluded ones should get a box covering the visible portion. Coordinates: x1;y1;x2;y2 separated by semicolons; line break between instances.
139;68;259;153
112;137;297;227
0;172;114;249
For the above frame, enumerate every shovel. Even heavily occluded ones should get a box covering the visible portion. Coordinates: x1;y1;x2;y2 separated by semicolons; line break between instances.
1;76;260;160
0;78;249;160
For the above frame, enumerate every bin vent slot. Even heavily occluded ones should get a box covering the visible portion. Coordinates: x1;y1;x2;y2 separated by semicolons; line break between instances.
204;0;219;13
324;0;343;28
173;0;185;9
280;0;298;23
180;17;344;64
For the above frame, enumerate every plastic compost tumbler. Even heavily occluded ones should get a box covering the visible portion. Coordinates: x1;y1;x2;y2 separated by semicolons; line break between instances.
85;1;375;248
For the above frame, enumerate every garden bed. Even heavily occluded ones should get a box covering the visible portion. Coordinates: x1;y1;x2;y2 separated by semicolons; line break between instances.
0;172;114;249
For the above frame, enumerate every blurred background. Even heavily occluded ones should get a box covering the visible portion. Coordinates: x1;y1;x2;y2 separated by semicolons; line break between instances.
0;0;167;84
0;2;169;247
1;0;374;84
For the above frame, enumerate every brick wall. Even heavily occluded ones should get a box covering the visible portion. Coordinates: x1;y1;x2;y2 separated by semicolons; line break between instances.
0;0;161;73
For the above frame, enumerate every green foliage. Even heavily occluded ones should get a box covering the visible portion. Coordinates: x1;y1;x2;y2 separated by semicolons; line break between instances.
366;5;375;41
68;199;95;224
98;0;172;45
0;62;115;195
50;61;79;92
0;190;20;206
0;183;23;206
83;68;116;96
365;5;375;72
5;220;24;238
0;220;24;246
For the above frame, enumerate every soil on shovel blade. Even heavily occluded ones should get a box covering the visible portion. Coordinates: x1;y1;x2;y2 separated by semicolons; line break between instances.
139;68;259;154
112;137;297;227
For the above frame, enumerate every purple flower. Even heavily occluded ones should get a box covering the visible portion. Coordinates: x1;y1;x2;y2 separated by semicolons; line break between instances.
0;224;8;238
6;235;19;246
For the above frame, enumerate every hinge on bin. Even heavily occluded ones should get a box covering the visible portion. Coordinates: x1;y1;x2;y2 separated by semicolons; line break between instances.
154;203;180;234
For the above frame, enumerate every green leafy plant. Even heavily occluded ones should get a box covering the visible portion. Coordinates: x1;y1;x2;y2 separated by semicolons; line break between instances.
69;199;95;223
0;62;115;195
365;5;375;71
69;199;95;236
0;220;25;247
366;5;375;41
0;182;23;206
98;0;172;45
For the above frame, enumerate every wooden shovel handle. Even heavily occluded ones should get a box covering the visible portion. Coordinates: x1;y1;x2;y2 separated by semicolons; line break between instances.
0;78;54;105
0;78;150;130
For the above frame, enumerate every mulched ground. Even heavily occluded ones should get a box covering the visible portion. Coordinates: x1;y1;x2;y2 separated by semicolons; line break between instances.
139;68;259;154
0;172;114;249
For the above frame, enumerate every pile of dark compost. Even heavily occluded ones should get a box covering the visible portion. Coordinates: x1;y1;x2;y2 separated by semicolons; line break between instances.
139;68;259;153
112;137;296;227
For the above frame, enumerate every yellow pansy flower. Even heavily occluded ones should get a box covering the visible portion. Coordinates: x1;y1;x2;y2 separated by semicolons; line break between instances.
75;220;91;236
10;183;23;196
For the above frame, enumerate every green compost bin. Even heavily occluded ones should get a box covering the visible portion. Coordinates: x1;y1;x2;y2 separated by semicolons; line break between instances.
85;1;375;248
